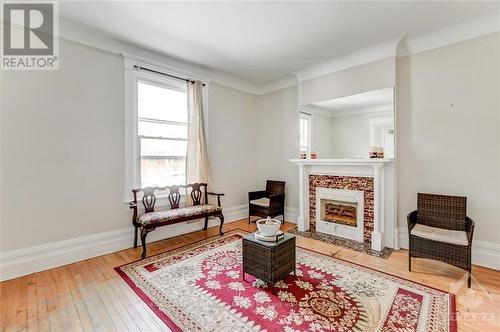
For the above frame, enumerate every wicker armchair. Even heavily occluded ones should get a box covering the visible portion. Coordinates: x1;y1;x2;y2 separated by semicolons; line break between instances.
408;193;475;287
248;180;285;224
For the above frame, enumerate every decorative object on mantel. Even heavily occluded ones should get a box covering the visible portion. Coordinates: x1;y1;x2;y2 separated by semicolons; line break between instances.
116;229;456;332
369;146;384;158
408;193;474;288
310;152;317;159
287;228;393;259
299;152;307;159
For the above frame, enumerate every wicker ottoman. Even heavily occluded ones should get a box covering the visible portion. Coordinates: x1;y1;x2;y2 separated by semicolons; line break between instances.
242;233;296;292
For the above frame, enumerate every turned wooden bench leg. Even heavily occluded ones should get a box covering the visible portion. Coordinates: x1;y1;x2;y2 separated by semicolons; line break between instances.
140;227;150;259
133;226;138;248
219;214;224;235
203;217;209;230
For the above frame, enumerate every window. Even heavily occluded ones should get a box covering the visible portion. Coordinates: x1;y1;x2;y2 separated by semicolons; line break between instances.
299;112;311;154
138;80;187;187
369;116;395;159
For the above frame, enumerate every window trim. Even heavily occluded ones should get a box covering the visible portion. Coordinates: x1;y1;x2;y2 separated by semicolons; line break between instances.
136;79;188;187
299;111;312;155
123;55;208;202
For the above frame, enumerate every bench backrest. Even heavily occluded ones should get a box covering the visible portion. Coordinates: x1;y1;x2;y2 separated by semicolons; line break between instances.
132;183;208;213
417;193;467;231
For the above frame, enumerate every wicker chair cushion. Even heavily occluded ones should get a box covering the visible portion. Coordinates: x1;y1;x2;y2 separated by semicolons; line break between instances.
411;224;468;246
138;204;221;225
250;198;270;207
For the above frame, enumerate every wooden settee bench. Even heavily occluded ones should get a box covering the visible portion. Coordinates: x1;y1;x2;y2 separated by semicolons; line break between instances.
130;183;224;258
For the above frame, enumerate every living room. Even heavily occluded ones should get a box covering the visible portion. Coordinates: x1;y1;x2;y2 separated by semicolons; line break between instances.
1;1;499;331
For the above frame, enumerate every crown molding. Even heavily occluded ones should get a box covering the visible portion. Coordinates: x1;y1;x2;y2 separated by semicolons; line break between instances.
55;13;500;96
57;17;260;95
302;104;393;118
400;13;500;57
256;75;298;95
261;14;499;94
294;38;401;83
300;105;332;118
331;106;393;118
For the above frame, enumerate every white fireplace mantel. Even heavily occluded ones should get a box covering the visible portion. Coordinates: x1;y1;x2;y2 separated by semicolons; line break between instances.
289;158;394;166
290;158;396;252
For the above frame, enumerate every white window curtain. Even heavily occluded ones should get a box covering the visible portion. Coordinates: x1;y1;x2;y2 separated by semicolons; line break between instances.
186;81;213;187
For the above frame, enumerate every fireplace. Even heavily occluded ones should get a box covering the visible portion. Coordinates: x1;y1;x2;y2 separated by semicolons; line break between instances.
320;199;357;227
291;158;396;251
315;187;365;242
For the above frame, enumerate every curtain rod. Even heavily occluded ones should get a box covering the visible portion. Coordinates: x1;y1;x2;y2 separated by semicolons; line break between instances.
133;65;206;86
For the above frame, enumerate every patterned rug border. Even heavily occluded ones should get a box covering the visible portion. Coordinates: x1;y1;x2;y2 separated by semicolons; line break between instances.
115;228;457;332
115;229;246;269
114;267;182;331
287;227;394;259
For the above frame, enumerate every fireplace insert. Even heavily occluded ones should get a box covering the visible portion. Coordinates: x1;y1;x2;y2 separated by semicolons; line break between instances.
320;199;357;227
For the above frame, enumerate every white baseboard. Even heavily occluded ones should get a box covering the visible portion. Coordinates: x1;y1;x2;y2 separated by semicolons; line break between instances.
0;204;248;282
285;206;298;223
397;227;500;271
471;240;500;270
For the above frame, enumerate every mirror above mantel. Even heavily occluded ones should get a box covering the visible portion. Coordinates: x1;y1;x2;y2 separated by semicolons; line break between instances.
299;86;394;160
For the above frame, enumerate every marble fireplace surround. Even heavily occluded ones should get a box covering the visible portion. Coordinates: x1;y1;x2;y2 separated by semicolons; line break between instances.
290;159;397;252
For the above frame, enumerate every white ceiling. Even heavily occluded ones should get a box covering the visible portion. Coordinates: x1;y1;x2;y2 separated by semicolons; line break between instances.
59;1;498;84
309;87;393;116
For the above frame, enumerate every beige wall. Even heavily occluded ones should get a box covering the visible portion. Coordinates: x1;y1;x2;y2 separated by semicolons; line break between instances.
299;57;396;105
1;31;498;255
208;83;258;207
0;40;260;252
256;86;299;211
329;113;371;159
255;32;500;248
397;32;500;244
311;112;333;159
1;41;127;251
309;112;371;159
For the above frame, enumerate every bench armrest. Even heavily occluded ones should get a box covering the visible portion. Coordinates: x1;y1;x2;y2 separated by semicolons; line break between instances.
129;201;139;227
249;190;266;201
208;192;225;207
208;192;225;196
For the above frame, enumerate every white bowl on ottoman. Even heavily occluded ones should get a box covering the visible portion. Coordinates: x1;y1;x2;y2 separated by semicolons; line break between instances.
256;217;282;237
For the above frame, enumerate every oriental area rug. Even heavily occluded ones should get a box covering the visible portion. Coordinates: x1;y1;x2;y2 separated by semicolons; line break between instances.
115;229;456;332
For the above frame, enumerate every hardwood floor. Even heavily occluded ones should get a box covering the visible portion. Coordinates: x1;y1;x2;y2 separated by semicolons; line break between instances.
1;220;499;331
